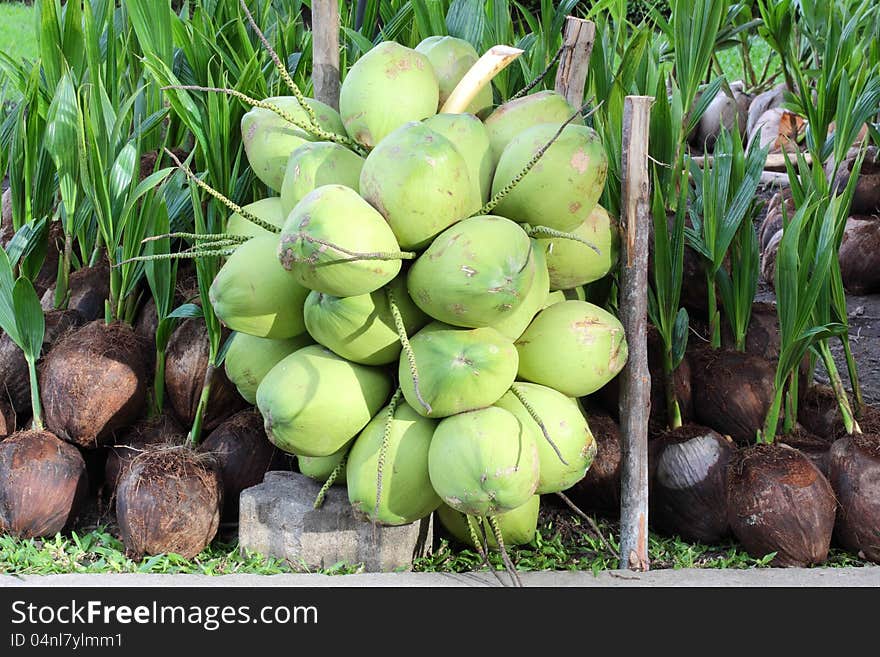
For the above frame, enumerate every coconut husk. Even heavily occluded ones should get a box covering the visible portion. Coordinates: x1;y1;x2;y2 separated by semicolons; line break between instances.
746;84;787;137
727;443;836;567
828;433;880;563
761;228;782;287
34;221;65;298
838;215;880;295
40;262;110;322
748;107;804;154
650;424;735;543
721;300;780;361
796;384;880;442
40;320;149;449
134;297;159;345
116;446;222;559
164;319;245;432
689;81;750;152
777;425;833;478
0;429;88;538
565;412;621;516
759;189;794;251
104;414;185;495
829;145;880;215
0;400;14;439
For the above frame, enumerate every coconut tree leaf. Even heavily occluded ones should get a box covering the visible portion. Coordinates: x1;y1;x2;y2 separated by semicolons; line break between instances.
109;142;138;221
446;0;487;51
685;76;724;136
169;303;204;320
671;307;690;367
123;0;174;65
0;249;20;344
44;70;81;228
12;277;44;365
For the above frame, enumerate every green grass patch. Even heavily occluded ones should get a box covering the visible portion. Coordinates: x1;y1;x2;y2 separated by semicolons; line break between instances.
715;38;781;89
0;2;37;64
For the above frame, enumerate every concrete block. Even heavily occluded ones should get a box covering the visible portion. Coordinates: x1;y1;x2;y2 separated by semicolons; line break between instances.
239;471;432;572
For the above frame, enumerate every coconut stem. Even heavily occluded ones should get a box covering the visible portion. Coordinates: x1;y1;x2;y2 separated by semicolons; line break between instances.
510;44;565;101
522;224;601;255
818;341;861;435
55;231;73;311
662;350;683;430
152;349;167;416
373;388;402;523
314;452;349;509
783;370;798;435
761;387;785;444
285;233;415;266
187;363;215;448
706;270;721;349
465;514;506;587
487;515;522;588
441;45;524;114
26;356;43;430
386;286;432;415
509;384;568;466
841;337;864;417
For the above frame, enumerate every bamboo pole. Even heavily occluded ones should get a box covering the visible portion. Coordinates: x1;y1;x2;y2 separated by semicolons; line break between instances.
618;95;653;572
554;17;596;108
312;0;340;110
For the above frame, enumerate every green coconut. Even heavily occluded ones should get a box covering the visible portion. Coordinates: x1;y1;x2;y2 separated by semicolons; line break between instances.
544;286;586;308
339;41;439;149
407;215;535;328
241;96;346;191
495;383;596;494
437;496;540;549
280;142;364;217
224;332;313;404
399;322;518;418
415;36;493;116
278;184;403;296
490;241;550;340
303;276;428;366
359;122;479;250
256;345;391;457
423;113;494;204
209;234;310;339
226;197;286;239
492;123;608;232
346;400;440;525
515;300;627;397
428;406;540;516
484;90;581;165
298;441;351;485
540;204;619;290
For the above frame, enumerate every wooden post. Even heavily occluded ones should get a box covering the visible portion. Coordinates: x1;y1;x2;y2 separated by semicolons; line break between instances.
312;0;340;110
618;95;653;572
554;17;596;107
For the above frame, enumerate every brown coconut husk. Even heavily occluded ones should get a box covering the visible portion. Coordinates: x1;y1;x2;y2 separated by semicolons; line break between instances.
761;229;782;287
720;300;780;361
688;81;750;152
777;425;833;478
199;409;278;519
727;443;836;566
650;424;735;544
40;262;110;322
759;190;794;252
829;145;880;215
134;297;159;345
838;215;880;295
747;108;804;154
164;319;245;432
746;84;787;137
797;384;880;442
104;414;185;496
828;433;880;563
116;445;222;559
0;400;15;439
40;320;149;449
0;429;88;538
565;412;621;516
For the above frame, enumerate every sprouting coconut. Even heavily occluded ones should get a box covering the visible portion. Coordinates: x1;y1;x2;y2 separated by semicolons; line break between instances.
727;443;836;567
492;123;608;233
746;83;787;137
721;300;780;361
490;241;550;340
278;184;404;296
407;215;536;328
428;406;540;516
515;300;627;398
226;197;287;239
828;433;880;563
0;430;88;538
256;344;392;457
539;204;619;290
484;91;581;165
777;425;833;477
437;495;540;549
298;441;351;485
40;320;148;448
224;332;312;404
415;36;493;116
650;425;735;544
838;215;880;295
761;228;782;286
424;113;494;203
199;410;278;519
399;322;518;418
565;412;621;515
359;121;479;250
689;81;750;151
303;276;428;366
495;383;596;494
104;414;184;495
40;263;110;322
828;145;880;215
339;41;439;149
346;397;440;525
798;384;880;443
759;190;793;252
279;141;365;217
209;233;310;339
241;95;346;191
116;446;222;559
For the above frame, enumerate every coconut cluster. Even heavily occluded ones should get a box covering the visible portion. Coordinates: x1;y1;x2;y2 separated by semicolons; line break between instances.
215;37;625;547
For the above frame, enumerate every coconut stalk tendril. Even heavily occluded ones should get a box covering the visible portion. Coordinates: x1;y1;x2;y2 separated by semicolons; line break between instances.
509;384;568;466
521;224;600;255
373;388;403;523
465;515;507;587
386;286;431;415
488;514;522;588
510;45;565;101
313;451;349;509
284;234;416;265
441;45;524;114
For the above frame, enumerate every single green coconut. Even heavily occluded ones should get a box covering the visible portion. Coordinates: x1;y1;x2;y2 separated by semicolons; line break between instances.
339;41;439;149
278;184;403;296
298;441;351;485
303;276;428;366
414;36;493;116
492;123;608;232
490;240;550;341
436;495;540;549
483;91;581;165
515;300;627;397
423;113;494;204
407;215;536;328
280;142;364;217
256;345;391;457
543;286;586;308
399;322;518;418
226;197;286;239
224;332;313;404
209;234;310;339
359;122;479;250
346;400;440;525
428;406;540;516
540;204;619;290
495;383;596;494
241;96;346;191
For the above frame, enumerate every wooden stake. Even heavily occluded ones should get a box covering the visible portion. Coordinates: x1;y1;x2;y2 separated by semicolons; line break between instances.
618;95;653;572
554;18;596;107
312;0;340;110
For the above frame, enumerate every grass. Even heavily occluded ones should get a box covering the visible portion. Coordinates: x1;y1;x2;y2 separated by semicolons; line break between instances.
0;2;37;63
715;38;780;89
